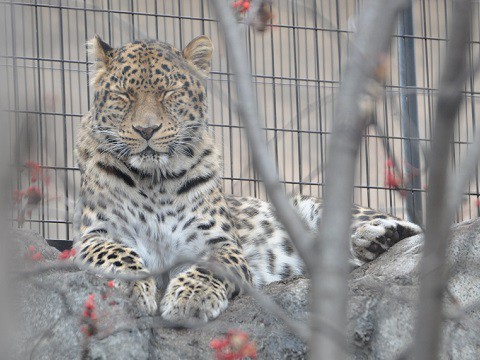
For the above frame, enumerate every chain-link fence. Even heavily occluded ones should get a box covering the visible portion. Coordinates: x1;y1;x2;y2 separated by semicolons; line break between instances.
2;0;480;249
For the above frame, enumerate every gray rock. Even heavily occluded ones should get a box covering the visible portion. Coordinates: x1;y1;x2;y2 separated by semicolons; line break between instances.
11;219;480;359
348;219;480;360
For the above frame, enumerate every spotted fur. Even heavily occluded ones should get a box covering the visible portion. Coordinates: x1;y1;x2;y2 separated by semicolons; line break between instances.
74;35;422;322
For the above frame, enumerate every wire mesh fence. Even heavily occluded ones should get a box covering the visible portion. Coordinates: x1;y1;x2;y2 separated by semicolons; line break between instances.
2;0;480;248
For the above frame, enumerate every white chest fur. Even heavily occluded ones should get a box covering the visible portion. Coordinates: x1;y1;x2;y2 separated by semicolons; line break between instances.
108;195;206;275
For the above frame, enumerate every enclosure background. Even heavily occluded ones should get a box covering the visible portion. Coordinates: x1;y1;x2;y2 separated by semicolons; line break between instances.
2;0;480;247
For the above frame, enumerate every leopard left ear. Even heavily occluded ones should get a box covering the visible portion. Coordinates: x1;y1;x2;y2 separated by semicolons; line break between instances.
182;35;213;76
87;35;115;85
88;35;114;68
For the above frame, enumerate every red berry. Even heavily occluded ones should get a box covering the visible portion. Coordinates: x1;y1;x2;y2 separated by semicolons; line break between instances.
58;250;70;260
210;338;229;350
385;170;401;188
241;342;257;358
58;249;75;260
26;186;42;205
25;160;41;172
31;252;43;261
85;294;95;310
80;325;89;335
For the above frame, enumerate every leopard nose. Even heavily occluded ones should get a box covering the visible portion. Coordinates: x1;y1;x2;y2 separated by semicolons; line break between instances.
132;124;162;140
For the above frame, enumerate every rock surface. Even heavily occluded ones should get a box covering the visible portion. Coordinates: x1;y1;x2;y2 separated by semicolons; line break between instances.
10;219;480;359
349;219;480;360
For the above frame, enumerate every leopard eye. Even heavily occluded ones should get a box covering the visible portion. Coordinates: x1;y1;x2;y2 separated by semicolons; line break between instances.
162;83;184;101
111;90;131;102
163;89;176;100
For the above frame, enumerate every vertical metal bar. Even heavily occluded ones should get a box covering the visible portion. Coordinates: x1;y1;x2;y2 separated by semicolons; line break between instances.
397;1;423;226
9;0;21;229
277;1;287;197
312;0;323;198
334;0;342;79
200;0;206;34
34;0;46;238
130;0;135;40
83;0;91;109
177;0;183;46
58;0;70;240
154;0;159;40
364;128;371;207
246;26;257;197
107;0;112;44
269;12;279;171
225;30;234;195
291;0;303;193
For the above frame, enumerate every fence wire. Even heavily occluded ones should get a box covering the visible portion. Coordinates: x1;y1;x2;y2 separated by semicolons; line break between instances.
1;0;480;248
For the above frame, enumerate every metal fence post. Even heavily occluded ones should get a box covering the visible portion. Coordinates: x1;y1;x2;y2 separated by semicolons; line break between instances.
398;2;423;226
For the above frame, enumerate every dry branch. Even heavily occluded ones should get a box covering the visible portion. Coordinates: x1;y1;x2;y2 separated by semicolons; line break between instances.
209;0;314;270
13;254;312;341
309;1;408;358
412;1;473;359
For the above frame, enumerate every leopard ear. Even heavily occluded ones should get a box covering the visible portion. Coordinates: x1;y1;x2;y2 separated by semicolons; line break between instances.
87;35;114;84
182;36;213;76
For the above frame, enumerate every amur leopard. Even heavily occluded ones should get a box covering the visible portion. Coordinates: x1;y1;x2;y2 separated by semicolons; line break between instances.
73;35;422;322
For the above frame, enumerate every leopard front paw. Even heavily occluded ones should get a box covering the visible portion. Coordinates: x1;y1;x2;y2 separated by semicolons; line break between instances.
351;218;422;265
131;277;158;315
160;273;228;323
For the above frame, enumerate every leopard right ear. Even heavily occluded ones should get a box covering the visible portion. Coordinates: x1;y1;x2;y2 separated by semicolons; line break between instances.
87;35;114;83
182;36;213;76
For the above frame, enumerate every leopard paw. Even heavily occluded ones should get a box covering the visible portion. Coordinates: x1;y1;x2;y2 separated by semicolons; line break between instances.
160;272;228;323
351;218;422;266
131;277;158;315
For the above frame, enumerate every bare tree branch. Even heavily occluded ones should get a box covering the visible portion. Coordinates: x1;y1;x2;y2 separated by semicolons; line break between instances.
412;1;473;359
309;1;409;358
209;0;315;271
101;261;314;342
205;262;312;341
11;256;196;281
13;255;313;341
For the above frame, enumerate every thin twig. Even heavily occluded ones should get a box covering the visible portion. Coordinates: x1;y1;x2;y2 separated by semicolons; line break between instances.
11;256;196;282
209;0;314;271
310;1;409;359
412;1;473;359
13;255;313;340
205;262;311;341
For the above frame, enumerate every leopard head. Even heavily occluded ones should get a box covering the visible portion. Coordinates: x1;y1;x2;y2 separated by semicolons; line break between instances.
87;35;213;174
